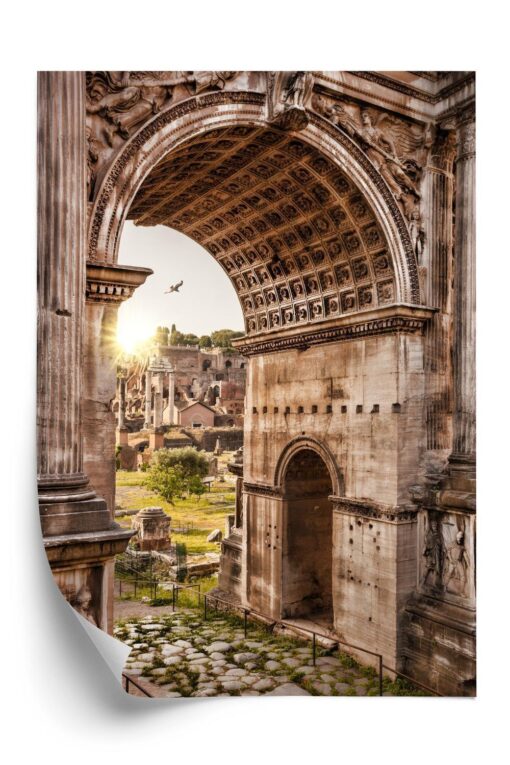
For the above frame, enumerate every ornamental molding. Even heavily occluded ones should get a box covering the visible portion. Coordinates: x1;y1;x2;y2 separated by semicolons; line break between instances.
329;495;419;523
86;262;153;303
234;304;435;357
243;482;281;498
347;71;475;106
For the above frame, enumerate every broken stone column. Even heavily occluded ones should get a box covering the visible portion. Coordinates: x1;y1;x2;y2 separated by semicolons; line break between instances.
153;388;163;429
118;375;126;428
144;369;152;429
163;368;176;425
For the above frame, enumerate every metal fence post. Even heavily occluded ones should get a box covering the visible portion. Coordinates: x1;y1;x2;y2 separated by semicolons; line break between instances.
378;655;383;696
312;632;316;666
204;594;207;620
244;609;248;638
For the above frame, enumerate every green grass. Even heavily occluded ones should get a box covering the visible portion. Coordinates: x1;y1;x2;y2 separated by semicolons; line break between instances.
115;470;236;553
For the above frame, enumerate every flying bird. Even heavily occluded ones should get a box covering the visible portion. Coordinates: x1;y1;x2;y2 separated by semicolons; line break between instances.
165;280;183;294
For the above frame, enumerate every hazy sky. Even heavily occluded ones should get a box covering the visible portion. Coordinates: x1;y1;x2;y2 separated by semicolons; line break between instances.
117;221;244;351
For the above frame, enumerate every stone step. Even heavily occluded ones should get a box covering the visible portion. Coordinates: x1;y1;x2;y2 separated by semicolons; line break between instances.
274;621;339;650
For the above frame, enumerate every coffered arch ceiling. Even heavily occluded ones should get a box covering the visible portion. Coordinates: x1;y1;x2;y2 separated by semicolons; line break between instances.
127;125;398;335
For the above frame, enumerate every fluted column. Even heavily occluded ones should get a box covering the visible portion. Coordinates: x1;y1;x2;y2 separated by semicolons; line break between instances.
118;377;126;429
167;369;175;425
37;72;89;499
450;107;476;477
144;369;152;428
38;72;115;540
421;130;456;454
154;376;163;429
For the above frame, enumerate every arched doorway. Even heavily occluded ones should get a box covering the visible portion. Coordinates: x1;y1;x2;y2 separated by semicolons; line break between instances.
281;448;334;625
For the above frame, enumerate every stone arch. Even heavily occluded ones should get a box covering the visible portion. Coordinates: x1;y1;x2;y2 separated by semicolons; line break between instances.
88;91;421;336
274;435;343;496
279;441;337;621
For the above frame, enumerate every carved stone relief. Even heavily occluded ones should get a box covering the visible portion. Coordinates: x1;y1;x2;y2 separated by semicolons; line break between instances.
419;510;474;604
313;93;433;230
267;71;314;130
85;71;241;201
55;565;104;627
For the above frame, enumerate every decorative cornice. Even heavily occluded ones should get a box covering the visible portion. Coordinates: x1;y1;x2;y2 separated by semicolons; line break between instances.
347;71;475;106
234;304;435;357
86;262;153;303
347;71;437;104
329;495;419;523
243;482;281;498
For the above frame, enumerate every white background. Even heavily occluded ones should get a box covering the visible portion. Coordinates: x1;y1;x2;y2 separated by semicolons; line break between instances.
1;3;509;763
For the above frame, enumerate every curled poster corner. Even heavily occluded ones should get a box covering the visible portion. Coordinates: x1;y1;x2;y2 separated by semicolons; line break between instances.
36;70;476;700
71;602;131;684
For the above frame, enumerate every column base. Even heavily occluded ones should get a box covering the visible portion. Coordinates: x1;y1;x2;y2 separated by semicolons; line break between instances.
40;495;115;537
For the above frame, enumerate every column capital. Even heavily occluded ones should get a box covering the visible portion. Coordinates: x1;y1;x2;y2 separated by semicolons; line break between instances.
86;262;153;304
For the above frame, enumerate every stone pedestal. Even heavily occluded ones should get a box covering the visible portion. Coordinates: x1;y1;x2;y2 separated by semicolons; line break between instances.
116;426;129;446
132;507;171;551
149;429;165;450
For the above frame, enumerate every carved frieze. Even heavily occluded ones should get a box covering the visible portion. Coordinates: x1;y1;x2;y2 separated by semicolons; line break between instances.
419;510;475;606
313;92;433;227
85;71;242;201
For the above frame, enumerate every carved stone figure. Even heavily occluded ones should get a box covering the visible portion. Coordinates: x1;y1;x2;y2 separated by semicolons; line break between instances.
73;584;98;625
444;531;469;596
86;125;100;201
86;71;240;152
409;207;426;260
86;72;171;147
423;518;444;589
268;71;314;130
314;95;428;220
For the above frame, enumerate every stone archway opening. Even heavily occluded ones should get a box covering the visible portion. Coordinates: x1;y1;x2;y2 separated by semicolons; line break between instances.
281;448;334;627
124;123;399;334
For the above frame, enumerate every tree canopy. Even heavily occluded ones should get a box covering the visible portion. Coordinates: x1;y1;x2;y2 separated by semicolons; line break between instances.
144;447;209;504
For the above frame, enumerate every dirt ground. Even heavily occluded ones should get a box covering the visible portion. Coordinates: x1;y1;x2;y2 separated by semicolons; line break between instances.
114;597;176;621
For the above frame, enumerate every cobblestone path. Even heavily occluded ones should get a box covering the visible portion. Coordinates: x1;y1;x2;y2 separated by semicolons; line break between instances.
115;610;426;697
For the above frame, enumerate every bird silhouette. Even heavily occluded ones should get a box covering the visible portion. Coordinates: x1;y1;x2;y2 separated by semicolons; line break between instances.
165;280;183;294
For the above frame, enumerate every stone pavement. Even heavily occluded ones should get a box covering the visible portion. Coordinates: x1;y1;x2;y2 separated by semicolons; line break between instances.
115;610;426;698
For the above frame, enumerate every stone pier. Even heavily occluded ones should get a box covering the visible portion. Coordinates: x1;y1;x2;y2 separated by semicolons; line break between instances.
37;72;133;632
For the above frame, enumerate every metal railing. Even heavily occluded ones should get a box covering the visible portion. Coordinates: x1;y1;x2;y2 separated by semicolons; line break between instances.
197;592;441;696
116;568;442;697
122;672;154;697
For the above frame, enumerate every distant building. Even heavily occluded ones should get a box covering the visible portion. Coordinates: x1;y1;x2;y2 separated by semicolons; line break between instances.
178;401;216;428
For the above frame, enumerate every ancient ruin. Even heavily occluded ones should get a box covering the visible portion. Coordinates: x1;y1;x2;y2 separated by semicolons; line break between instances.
38;71;475;695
